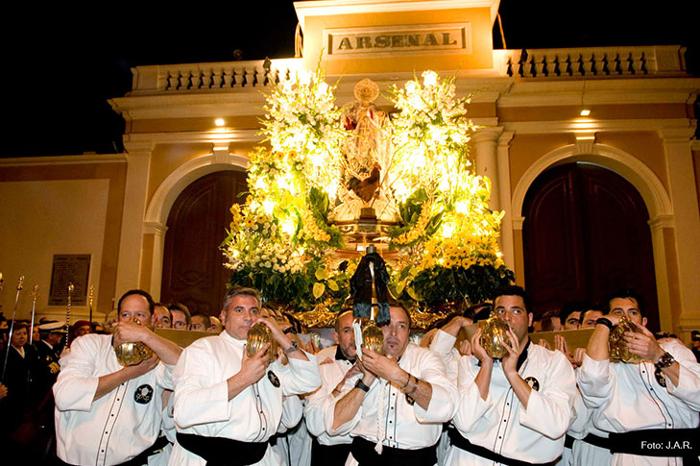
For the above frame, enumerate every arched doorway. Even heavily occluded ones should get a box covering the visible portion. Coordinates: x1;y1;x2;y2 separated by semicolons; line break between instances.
160;170;248;315
522;162;660;330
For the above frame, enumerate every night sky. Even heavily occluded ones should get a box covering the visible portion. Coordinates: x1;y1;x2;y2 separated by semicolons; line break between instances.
1;1;696;157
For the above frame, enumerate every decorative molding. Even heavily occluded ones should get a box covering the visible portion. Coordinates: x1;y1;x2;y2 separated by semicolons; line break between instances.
503;118;692;135
0;154;126;166
658;126;697;143
294;0;500;31
144;152;248;226
575;133;596;154
648;214;675;231
512;216;524;230
143;221;168;235
511;143;673;220
123;130;262;146
472;126;504;143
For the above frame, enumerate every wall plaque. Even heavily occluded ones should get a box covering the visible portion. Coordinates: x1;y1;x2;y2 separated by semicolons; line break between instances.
49;254;91;305
325;23;471;57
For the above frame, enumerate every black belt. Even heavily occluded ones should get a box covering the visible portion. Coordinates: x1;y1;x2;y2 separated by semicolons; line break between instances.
176;432;269;466
448;429;561;466
350;436;437;466
311;436;352;466
564;434;575;449
581;429;700;457
57;436;172;466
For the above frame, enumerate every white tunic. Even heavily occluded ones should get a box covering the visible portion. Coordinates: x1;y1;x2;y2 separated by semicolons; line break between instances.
328;343;457;456
431;331;577;466
577;339;700;465
305;347;356;447
53;333;174;466
168;331;321;466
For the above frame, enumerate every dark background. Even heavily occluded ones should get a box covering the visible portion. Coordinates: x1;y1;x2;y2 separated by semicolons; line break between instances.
0;1;697;157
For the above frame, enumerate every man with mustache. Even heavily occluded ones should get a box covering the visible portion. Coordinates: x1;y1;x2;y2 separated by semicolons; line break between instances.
169;287;321;466
433;285;577;465
327;301;457;466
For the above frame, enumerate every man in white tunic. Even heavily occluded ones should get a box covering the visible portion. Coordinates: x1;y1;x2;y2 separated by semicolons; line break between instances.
54;289;183;466
433;285;577;466
169;287;321;466
305;310;360;466
328;302;457;466
577;290;700;465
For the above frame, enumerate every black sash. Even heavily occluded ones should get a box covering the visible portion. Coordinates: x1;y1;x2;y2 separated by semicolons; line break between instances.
56;435;172;466
176;432;269;466
448;429;561;466
582;429;699;459
350;436;437;466
564;434;575;449
311;436;352;466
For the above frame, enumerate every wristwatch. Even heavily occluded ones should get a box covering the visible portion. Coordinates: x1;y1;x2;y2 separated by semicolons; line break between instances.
654;351;675;369
595;317;614;330
283;341;299;355
354;379;370;393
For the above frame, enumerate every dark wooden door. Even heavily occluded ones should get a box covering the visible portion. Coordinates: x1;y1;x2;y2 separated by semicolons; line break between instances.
161;170;248;316
523;162;659;330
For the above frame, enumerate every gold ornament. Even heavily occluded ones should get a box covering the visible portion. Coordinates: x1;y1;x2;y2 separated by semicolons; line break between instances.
479;314;510;359
246;322;278;364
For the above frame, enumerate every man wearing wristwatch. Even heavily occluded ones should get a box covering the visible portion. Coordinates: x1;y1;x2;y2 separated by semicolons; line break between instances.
327;301;457;466
169;287;321;466
577;289;700;465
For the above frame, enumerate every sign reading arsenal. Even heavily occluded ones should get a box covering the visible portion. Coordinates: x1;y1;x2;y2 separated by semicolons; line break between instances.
326;23;471;57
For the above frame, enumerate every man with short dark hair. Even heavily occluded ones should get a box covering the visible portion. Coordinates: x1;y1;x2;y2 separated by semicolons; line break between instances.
53;289;182;466
169;302;191;331
328;303;456;466
154;303;172;329
560;302;585;330
579;306;605;329
189;313;211;332
576;289;700;464
435;285;577;465
169;287;321;465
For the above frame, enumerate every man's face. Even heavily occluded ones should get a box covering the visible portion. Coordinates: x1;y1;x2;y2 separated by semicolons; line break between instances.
154;306;171;329
190;315;208;332
608;297;646;326
221;294;261;340
75;325;91;337
494;295;532;343
382;306;410;358
171;310;188;330
119;294;153;329
581;310;604;328
11;327;28;348
32;325;40;342
563;311;581;330
47;332;63;345
335;312;356;359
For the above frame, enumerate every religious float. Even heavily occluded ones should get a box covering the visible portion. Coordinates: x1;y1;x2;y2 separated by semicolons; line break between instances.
221;68;513;329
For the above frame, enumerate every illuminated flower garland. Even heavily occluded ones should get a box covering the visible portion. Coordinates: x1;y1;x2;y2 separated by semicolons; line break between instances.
222;69;513;312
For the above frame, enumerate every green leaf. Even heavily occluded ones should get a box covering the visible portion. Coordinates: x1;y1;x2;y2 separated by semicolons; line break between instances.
313;282;325;299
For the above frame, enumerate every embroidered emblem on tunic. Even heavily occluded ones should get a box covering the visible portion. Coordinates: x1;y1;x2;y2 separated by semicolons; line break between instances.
524;376;540;391
134;384;154;404
267;370;281;388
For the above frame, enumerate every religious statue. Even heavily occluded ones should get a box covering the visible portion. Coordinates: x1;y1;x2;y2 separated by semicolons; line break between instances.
330;79;399;224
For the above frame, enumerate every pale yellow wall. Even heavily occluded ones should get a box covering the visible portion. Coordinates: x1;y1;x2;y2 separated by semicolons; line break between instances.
596;132;668;192
0;179;109;322
508;133;575;206
148;144;214;203
304;8;494;75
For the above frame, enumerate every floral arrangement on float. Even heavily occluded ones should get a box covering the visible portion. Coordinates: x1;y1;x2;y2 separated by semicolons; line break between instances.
222;68;513;327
